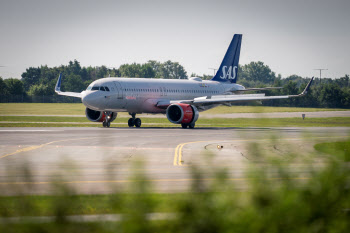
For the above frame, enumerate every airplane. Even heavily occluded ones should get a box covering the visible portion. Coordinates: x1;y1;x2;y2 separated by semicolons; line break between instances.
55;34;314;129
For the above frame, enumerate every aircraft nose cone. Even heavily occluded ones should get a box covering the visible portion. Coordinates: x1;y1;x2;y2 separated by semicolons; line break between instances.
82;93;98;109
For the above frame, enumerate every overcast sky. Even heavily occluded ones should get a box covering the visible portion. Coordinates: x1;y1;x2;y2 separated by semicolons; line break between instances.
0;0;349;80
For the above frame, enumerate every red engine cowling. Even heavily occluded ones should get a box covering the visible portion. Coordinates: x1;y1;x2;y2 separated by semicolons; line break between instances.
166;104;199;124
85;108;117;122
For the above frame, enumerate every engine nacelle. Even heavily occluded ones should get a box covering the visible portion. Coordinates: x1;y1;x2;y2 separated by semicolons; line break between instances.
166;104;199;124
85;108;117;122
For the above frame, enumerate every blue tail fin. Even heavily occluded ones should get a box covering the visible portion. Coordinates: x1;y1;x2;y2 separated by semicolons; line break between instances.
211;34;242;83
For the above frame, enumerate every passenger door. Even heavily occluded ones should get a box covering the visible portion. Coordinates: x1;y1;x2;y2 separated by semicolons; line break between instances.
111;81;126;108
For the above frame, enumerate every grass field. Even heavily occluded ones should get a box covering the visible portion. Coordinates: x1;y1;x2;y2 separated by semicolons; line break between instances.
0;103;347;116
314;140;350;161
1;116;350;127
1;103;349;127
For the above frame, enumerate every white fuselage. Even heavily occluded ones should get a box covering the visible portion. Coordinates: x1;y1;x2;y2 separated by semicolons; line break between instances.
81;77;245;114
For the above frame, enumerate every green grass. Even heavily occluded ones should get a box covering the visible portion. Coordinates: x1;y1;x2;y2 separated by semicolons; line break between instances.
0;103;347;116
314;140;350;161
1;116;350;127
0;103;86;115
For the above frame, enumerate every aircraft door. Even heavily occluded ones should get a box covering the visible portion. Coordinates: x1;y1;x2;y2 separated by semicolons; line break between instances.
162;87;167;96
112;81;126;108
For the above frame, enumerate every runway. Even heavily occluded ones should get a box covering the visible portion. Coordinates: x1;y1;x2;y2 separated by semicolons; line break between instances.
0;127;349;195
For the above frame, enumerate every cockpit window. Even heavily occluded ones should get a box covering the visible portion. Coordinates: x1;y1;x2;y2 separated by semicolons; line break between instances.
88;85;110;91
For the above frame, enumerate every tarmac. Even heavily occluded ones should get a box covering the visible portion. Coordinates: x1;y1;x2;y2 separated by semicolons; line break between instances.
1;110;349;118
0;127;349;195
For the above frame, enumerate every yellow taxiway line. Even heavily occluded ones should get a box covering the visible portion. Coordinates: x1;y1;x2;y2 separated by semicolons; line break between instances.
0;137;99;160
173;136;349;166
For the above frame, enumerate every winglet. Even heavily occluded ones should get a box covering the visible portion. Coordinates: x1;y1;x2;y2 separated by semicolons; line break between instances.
55;73;62;93
289;77;314;97
300;76;314;96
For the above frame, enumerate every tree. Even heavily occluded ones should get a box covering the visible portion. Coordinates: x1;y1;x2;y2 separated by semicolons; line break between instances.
147;60;161;77
119;63;141;78
0;77;8;95
62;74;86;92
4;78;25;95
336;75;350;88
241;61;276;84
21;67;41;89
28;84;51;96
96;66;108;78
68;60;82;75
158;60;187;79
319;83;345;108
140;64;155;78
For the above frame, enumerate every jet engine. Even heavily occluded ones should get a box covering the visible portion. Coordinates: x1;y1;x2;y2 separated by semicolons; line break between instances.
166;104;199;126
85;108;117;122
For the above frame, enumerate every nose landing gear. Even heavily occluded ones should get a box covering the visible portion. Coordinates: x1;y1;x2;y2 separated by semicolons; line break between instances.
128;113;142;128
102;111;112;128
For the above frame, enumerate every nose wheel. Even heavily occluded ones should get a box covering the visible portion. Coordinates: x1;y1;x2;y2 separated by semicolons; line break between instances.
128;113;141;128
102;111;113;128
181;122;195;129
103;121;111;128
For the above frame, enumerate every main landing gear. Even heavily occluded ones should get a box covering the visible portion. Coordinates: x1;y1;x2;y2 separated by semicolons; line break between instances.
102;111;112;128
181;122;195;129
128;113;142;128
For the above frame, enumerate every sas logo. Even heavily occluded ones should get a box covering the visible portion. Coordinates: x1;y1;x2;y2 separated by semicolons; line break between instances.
220;66;237;80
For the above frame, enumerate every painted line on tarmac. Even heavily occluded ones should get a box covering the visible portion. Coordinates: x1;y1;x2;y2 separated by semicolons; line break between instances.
173;136;350;166
0;137;100;160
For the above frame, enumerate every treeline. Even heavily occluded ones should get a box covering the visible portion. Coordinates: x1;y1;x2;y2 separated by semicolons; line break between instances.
0;60;187;103
0;60;349;108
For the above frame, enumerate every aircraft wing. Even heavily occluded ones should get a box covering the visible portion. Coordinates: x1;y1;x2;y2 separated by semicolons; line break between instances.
55;73;83;98
170;77;314;107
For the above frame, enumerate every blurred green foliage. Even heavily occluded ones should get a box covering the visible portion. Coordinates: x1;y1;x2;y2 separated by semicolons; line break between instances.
0;142;350;232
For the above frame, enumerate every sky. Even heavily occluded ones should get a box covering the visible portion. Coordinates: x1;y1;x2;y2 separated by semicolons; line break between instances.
0;0;349;80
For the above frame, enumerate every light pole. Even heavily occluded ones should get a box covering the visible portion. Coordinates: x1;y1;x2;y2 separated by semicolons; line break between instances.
209;68;217;76
314;68;328;84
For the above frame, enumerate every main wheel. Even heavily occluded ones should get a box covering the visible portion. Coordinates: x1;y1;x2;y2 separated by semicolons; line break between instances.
189;122;195;129
134;118;141;128
181;123;188;129
128;118;135;127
